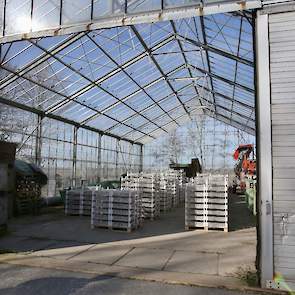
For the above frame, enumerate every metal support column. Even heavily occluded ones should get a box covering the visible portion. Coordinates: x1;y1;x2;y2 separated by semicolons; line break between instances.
256;11;274;288
139;144;143;172
72;126;78;187
115;139;120;179
35;114;43;166
97;133;102;183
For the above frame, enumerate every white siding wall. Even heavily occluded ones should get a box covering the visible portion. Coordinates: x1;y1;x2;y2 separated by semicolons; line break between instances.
269;10;295;290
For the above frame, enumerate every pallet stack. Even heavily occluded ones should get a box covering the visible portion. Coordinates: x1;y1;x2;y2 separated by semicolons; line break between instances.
65;189;92;216
207;175;228;232
176;170;186;204
165;169;186;207
185;176;208;230
159;175;172;212
140;173;160;220
15;177;42;215
185;174;228;232
121;172;140;191
91;189;142;232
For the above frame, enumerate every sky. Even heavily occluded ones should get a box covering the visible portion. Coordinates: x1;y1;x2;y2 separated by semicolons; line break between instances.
143;115;255;171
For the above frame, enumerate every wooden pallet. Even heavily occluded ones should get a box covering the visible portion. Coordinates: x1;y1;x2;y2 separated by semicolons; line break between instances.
185;225;228;232
91;224;140;233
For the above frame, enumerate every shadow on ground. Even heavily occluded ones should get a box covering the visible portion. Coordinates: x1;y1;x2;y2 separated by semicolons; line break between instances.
228;194;256;232
0;193;256;254
0;264;257;295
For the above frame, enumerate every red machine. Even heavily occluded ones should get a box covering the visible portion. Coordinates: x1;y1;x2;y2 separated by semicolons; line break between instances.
233;144;256;192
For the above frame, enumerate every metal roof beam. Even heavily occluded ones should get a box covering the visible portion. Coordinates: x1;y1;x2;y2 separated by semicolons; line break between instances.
195;82;254;110
45;34;175;114
230;15;244;124
199;93;255;123
170;20;205;112
1;64;154;140
0;1;262;44
122;89;255;140
105;79;192;133
175;33;254;67
80;64;186;126
206;110;255;135
131;25;192;119
105;70;255;134
135;104;206;143
0;33;86;90
187;63;254;93
199;15;217;114
121;93;201;138
28;39;162;139
80;33;178;129
0;95;143;145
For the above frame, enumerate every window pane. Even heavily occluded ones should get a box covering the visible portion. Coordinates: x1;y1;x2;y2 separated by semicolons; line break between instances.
127;0;161;13
5;0;32;35
93;0;125;18
62;0;91;25
32;0;60;31
164;0;200;8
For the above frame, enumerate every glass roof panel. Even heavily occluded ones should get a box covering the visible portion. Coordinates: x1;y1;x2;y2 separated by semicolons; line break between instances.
0;12;256;142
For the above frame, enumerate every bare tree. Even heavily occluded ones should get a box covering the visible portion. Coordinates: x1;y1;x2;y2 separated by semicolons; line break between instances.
164;129;184;164
187;115;207;168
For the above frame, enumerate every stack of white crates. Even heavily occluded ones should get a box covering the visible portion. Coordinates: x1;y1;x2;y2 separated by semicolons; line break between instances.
176;170;186;204
91;189;142;232
140;173;160;220
185;176;208;230
65;189;92;216
165;169;186;207
185;174;228;232
121;169;186;218
159;174;173;212
121;172;140;191
207;175;228;232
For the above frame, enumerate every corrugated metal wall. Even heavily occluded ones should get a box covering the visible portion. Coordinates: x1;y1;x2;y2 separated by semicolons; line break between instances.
269;10;295;289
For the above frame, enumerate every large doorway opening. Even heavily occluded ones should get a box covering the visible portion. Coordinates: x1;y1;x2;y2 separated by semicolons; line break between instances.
0;3;258;290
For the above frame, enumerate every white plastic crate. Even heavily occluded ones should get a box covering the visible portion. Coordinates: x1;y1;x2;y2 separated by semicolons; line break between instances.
91;189;142;232
185;174;228;232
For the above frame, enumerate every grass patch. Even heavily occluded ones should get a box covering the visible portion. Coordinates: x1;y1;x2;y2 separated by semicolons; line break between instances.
235;266;258;287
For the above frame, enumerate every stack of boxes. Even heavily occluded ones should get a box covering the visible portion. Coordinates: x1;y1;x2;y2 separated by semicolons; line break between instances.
140;173;160;220
185;175;208;230
91;189;142;232
165;169;186;208
65;189;92;216
121;172;140;191
185;174;228;232
15;177;42;215
159;174;172;212
207;175;228;232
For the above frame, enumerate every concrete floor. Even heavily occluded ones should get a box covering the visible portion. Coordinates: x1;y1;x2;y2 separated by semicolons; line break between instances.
0;194;257;291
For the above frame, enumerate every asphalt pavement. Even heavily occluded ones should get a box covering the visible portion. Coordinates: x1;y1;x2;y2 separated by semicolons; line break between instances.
0;263;261;295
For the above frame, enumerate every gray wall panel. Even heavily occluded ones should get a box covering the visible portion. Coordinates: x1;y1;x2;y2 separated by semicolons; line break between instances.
270;10;295;286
